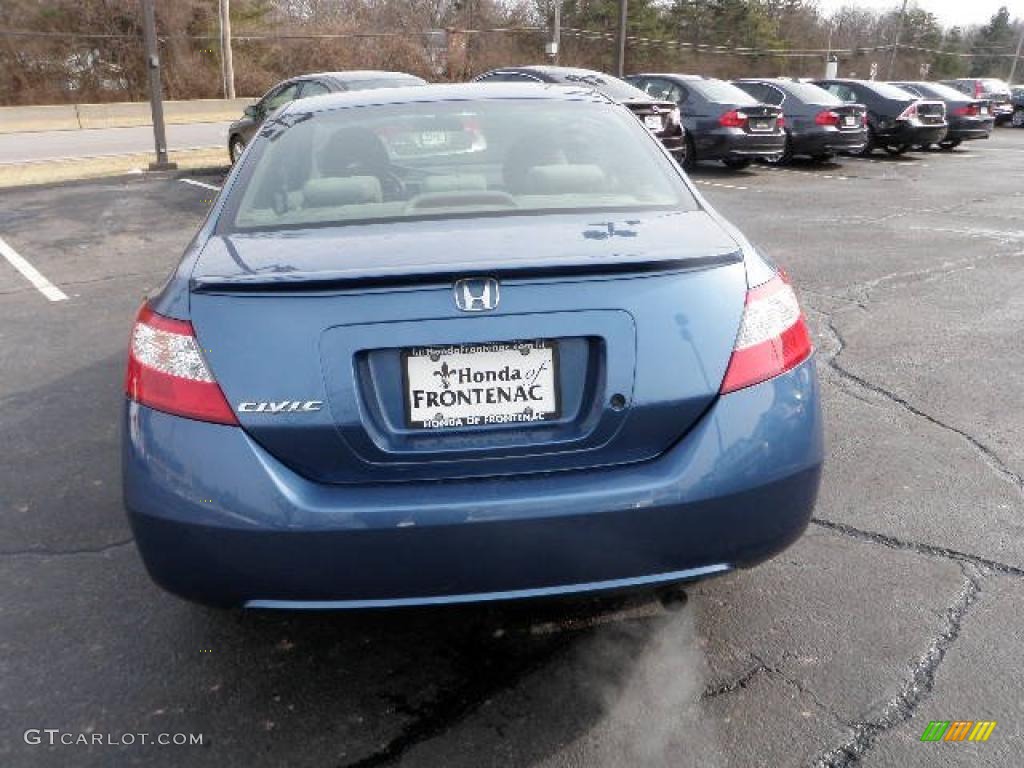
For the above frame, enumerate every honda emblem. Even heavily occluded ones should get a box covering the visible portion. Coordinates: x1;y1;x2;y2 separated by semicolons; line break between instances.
453;277;500;312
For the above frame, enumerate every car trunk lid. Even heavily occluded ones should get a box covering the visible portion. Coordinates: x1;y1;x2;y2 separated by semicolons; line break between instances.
189;210;748;483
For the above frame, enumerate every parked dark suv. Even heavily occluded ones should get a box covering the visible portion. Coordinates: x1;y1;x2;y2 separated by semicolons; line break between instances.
940;78;1013;123
890;81;994;149
227;71;427;163
814;79;947;156
627;73;784;170
733;78;867;162
473;66;686;162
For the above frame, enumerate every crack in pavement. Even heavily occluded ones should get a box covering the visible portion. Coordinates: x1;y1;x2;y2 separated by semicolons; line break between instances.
338;633;579;768
811;518;1024;578
814;563;983;767
813;311;1024;501
0;537;134;558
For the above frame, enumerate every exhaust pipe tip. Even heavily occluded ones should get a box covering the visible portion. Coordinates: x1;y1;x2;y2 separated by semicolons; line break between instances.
658;586;689;612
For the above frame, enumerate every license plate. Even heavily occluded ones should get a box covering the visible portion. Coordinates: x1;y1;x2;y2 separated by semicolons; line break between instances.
418;131;447;147
980;106;989;115
750;119;771;131
843;115;857;127
644;115;662;131
403;340;559;429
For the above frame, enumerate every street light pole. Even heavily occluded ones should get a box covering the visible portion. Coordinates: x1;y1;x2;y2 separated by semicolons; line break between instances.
219;0;235;99
886;0;909;79
141;0;176;170
1009;22;1024;84
616;0;628;77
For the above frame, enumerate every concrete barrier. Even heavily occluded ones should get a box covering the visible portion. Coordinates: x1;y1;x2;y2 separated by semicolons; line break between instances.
0;98;255;134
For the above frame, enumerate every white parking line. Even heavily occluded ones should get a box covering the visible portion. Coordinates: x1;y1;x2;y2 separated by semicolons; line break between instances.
694;180;748;191
0;236;68;302
179;178;221;192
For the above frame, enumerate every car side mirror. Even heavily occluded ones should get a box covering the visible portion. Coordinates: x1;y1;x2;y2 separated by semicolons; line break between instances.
244;105;258;118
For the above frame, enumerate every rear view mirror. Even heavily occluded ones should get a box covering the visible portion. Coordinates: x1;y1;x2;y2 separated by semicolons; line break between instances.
244;105;258;118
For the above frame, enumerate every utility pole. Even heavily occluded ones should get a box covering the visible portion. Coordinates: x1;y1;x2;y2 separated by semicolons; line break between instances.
141;0;175;170
1009;22;1024;84
887;0;909;79
616;0;628;77
552;1;561;64
219;0;235;99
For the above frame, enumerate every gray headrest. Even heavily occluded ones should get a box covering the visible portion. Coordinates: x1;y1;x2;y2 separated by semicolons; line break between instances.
302;176;382;207
421;174;488;194
524;164;606;194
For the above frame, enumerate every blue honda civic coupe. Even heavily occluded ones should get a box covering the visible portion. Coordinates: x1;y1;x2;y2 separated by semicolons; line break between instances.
123;83;823;608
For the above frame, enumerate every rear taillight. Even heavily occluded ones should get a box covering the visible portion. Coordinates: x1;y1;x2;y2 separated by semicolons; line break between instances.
720;275;813;394
862;112;868;126
953;104;979;117
718;109;746;128
814;110;840;126
125;303;237;425
777;114;786;128
897;103;918;120
974;82;983;98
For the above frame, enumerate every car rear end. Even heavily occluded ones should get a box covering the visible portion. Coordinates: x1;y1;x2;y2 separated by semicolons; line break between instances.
875;93;947;148
973;79;1013;122
621;98;686;160
123;87;822;608
800;102;867;155
945;98;995;141
707;103;786;161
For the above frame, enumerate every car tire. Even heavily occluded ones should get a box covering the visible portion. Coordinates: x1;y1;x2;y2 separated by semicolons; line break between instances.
1012;108;1024;128
229;135;246;164
722;158;752;170
682;135;696;172
938;139;961;150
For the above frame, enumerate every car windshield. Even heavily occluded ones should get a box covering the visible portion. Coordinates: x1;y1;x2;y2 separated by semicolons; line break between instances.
689;79;759;105
227;99;694;231
776;81;844;105
554;71;650;101
344;77;426;91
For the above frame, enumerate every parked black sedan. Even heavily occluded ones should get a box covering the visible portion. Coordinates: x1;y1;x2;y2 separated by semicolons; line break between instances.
227;70;427;162
733;78;867;163
889;81;994;149
627;74;784;170
814;78;947;156
473;66;685;162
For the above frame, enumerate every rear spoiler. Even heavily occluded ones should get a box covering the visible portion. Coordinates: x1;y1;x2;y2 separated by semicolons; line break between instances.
191;251;743;293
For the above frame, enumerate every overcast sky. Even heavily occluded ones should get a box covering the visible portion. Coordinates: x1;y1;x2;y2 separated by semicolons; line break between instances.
814;0;1018;29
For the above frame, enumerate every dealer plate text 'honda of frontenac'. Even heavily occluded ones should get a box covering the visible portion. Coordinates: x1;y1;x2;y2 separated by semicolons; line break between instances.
123;83;823;608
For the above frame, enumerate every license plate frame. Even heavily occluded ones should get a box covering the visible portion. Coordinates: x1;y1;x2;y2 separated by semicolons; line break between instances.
402;340;561;430
749;118;772;132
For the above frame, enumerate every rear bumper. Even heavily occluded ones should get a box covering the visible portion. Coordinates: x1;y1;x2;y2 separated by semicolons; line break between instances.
876;121;947;146
791;127;867;156
694;128;786;160
124;358;824;608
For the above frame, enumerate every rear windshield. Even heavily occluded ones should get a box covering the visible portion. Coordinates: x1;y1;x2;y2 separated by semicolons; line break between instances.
227;99;695;231
555;72;650;101
776;81;843;105
865;81;919;100
981;79;1009;92
688;79;758;105
901;82;970;101
344;76;426;91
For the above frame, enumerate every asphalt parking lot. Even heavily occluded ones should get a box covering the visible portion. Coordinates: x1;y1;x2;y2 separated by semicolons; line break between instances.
2;129;1023;767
